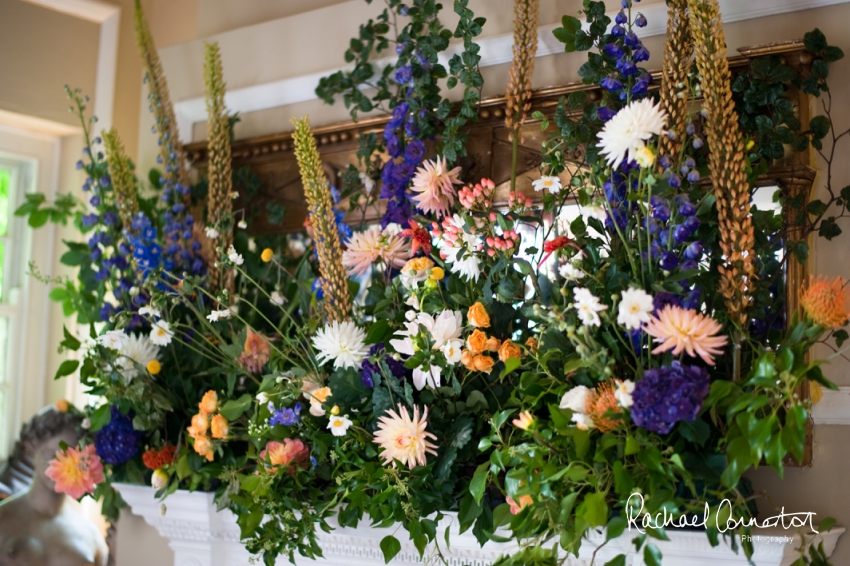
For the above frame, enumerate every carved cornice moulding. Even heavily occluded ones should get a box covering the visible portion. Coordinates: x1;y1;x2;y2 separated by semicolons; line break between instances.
184;41;813;168
172;0;850;141
115;483;844;566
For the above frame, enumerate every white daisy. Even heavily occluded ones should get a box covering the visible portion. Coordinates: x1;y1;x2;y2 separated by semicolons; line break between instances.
597;99;667;169
617;288;654;330
149;320;174;346
288;238;307;258
573;287;607;327
443;246;481;282
559;385;591;413
327;415;353;437
572;412;595;430
584;204;608;223
227;245;244;266
312;321;370;370
205;227;220;239
441;340;463;364
97;330;127;350
207;309;231;322
614;379;635;408
532;176;562;194
139;306;161;318
117;333;159;381
270;291;285;306
359;171;375;195
559;262;586;282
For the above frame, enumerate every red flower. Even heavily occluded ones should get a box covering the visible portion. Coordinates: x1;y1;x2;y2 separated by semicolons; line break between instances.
142;445;177;470
540;235;582;265
399;220;432;256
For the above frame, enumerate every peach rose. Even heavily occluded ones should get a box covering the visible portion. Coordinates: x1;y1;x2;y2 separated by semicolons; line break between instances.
187;413;209;437
199;390;219;415
466;329;488;355
211;414;229;439
486;336;501;352
467;302;490;328
498;340;522;362
507;494;533;515
472;355;495;374
260;439;310;474
193;435;214;462
461;350;475;371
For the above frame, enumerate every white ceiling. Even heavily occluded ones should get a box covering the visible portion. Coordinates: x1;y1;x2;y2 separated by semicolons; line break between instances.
197;0;353;37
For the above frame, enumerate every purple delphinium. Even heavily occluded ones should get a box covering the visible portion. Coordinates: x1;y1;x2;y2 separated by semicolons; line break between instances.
361;343;407;387
269;402;302;427
631;362;710;434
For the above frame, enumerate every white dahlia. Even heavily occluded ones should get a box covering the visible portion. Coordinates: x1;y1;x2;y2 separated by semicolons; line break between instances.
597;99;667;169
312;321;370;370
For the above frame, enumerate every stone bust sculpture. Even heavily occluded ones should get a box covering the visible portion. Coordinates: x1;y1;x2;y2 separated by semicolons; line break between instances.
0;407;108;566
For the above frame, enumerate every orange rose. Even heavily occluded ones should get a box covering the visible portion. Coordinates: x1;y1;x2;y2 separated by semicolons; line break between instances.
486;336;501;352
525;337;538;351
199;390;218;415
55;399;69;413
472;355;495;374
467;329;487;355
187;413;209;437
211;414;229;439
461;350;475;371
467;302;490;328
193;435;214;462
498;340;522;362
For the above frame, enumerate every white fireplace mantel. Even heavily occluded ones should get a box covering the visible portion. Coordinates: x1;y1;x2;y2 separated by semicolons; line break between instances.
114;483;844;566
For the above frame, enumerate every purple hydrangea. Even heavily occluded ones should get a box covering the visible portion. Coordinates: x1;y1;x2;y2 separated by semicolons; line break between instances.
361;343;407;388
631;362;710;434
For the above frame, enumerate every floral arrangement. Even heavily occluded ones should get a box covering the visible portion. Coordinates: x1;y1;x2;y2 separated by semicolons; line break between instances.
21;0;850;565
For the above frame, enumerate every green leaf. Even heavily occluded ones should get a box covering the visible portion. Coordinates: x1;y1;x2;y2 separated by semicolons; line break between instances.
176;454;192;480
466;390;488;412
499;357;522;378
606;516;627;541
644;543;663;566
328;368;369;407
89;404;112;432
810;115;831;140
578;491;608;527
54;359;79;380
219;394;252;420
604;556;627;566
29;208;50;228
470;462;490;504
61;326;81;351
380;535;402;563
365;319;390;344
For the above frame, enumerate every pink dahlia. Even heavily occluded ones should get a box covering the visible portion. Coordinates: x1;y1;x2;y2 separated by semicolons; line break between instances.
644;305;728;365
410;156;463;217
373;404;438;470
45;444;104;500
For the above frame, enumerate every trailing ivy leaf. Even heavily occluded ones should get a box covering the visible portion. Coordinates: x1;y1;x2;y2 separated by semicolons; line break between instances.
219;394;252;420
89;404;112;432
379;535;401;563
470;462;490;504
644;544;663;566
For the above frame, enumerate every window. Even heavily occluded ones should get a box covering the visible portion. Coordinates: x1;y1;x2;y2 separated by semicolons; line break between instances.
0;156;33;458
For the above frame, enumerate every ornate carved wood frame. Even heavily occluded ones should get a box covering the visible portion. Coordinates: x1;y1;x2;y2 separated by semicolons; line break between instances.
187;39;817;465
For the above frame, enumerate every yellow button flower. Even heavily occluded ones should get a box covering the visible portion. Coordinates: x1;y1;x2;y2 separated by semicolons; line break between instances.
429;267;445;281
261;248;274;262
147;360;162;375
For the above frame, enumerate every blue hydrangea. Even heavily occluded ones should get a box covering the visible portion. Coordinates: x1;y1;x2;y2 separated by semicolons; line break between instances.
95;407;141;465
631;362;710;434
